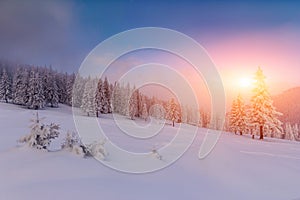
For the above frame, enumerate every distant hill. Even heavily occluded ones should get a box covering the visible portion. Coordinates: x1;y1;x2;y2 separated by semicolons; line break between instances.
273;87;300;124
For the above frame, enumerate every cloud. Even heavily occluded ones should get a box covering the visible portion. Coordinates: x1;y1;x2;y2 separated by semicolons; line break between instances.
0;0;78;71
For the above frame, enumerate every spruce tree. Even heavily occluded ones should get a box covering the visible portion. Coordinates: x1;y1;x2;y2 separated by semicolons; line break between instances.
166;98;179;127
27;69;45;109
122;83;131;116
0;68;12;103
66;73;75;106
141;103;148;121
112;82;122;113
101;77;111;114
129;87;138;120
45;71;59;107
229;94;247;135
81;78;97;116
95;78;103;117
249;67;283;140
72;75;86;108
12;67;25;105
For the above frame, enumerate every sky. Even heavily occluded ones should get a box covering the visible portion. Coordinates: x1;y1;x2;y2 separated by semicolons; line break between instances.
1;0;300;104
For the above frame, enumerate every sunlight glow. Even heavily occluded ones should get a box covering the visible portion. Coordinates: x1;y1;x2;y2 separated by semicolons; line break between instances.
238;77;253;88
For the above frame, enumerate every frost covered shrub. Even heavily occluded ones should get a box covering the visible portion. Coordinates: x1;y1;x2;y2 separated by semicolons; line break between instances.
61;132;86;156
85;140;108;160
151;148;162;160
19;112;60;150
61;132;107;159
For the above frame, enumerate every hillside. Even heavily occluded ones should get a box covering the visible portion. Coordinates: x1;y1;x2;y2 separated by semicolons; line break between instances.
0;103;300;200
273;87;300;124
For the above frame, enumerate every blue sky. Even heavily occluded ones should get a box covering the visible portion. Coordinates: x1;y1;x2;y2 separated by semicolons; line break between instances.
1;0;299;74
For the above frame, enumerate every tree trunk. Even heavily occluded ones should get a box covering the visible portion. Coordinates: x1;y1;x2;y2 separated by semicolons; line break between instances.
172;120;174;127
259;125;264;140
240;131;242;135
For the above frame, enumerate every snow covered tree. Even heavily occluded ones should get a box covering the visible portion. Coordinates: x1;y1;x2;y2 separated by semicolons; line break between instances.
95;78;103;117
72;75;86;107
229;100;237;133
27;69;45;109
56;73;68;104
200;110;210;128
229;94;247;135
249;67;283;140
141;103;148;121
101;77;111;114
66;73;75;106
293;124;299;139
61;131;86;156
129;87;138;120
284;122;295;140
44;71;59;107
0;68;12;103
19;112;60;150
12;67;26;105
120;83;131;116
81;77;97;116
181;105;189;124
190;107;201;126
112;82;122;113
137;90;142;118
21;68;30;105
166;98;180;127
85;140;108;160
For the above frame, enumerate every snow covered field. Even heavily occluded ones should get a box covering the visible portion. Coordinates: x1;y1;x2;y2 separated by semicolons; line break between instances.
1;102;300;200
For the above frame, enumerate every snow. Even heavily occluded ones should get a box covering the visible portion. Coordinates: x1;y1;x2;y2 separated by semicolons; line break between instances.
1;102;300;199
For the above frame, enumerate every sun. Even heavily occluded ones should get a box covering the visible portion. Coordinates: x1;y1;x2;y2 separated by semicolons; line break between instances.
238;77;253;87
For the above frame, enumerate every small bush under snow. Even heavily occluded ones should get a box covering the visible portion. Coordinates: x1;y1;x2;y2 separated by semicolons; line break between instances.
18;112;60;150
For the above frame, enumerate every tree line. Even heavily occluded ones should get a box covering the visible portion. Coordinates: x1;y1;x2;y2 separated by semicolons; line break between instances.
0;61;210;128
0;62;74;109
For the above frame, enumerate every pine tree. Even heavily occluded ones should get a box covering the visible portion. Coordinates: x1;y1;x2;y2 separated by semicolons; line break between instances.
27;69;45;109
22;68;30;105
181;105;188;124
0;68;12;103
112;82;122;113
81;77;97;116
95;78;103;117
285;122;295;140
121;83;131;116
61;131;86;156
12;67;26;105
66;73;75;106
293;124;299;139
229;94;247;135
200;110;210;128
249;67;283;140
141;103;148;121
129;86;138;120
72;75;86;107
166;98;179;127
56;73;68;104
229;100;237;134
190;108;200;126
137;89;142;118
101;77;111;114
18;112;60;150
45;71;59;107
